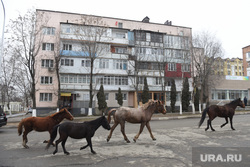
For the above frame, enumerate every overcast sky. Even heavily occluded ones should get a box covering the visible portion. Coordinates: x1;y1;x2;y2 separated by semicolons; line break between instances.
1;0;250;58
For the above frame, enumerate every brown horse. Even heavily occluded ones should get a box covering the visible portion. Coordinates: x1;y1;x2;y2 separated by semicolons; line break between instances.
107;100;166;143
18;108;74;148
198;98;245;131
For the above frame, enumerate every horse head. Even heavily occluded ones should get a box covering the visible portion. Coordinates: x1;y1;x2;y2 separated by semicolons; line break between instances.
155;100;167;114
101;116;111;130
238;98;245;108
60;108;74;121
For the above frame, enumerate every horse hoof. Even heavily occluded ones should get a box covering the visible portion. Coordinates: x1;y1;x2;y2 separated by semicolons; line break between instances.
91;151;96;154
232;128;235;130
212;129;215;131
107;138;110;142
43;140;48;143
127;140;131;143
152;138;156;141
64;152;70;155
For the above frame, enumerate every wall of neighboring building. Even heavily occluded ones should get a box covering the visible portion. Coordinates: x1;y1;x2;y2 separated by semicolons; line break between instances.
242;45;250;76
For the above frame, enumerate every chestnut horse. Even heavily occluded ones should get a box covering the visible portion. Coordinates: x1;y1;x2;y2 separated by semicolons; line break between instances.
107;100;166;143
18;108;74;148
198;98;245;131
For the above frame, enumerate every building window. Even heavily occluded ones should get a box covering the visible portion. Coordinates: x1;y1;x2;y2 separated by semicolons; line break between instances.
61;59;74;66
81;59;91;67
42;43;54;51
246;52;250;59
97;76;128;85
43;27;55;35
41;76;52;84
182;64;190;72
40;93;52;101
168;63;176;71
115;93;127;100
41;59;54;68
155;77;162;85
118;22;123;28
115;47;127;54
151;33;163;43
99;59;109;69
115;32;126;39
113;60;127;70
105;93;109;100
63;44;72;50
135;31;146;41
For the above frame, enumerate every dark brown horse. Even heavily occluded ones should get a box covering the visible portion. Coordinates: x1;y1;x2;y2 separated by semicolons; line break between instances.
18;108;74;148
107;100;166;143
198;98;245;131
46;116;110;155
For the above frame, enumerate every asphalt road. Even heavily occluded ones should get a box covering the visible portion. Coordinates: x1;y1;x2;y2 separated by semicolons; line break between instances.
0;114;250;167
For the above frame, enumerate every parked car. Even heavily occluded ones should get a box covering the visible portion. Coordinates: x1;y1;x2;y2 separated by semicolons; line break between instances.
0;110;7;127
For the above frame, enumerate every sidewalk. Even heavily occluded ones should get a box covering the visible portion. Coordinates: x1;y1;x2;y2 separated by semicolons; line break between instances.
4;110;250;128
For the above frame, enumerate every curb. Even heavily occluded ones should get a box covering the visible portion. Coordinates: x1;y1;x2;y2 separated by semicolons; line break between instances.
4;111;250;129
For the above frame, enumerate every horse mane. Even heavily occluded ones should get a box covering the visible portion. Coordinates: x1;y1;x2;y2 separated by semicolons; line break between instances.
227;98;240;105
142;100;155;110
50;108;67;118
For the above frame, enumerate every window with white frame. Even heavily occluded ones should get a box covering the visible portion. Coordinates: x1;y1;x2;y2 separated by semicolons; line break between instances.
41;59;54;68
115;47;127;54
105;93;109;100
181;64;190;72
113;59;127;70
81;59;91;67
168;63;176;71
60;74;92;84
40;93;52;101
118;22;123;28
115;32;126;39
246;52;250;59
41;76;53;84
99;59;109;69
61;59;74;66
115;93;127;100
155;77;162;85
43;27;55;35
42;43;54;51
63;44;72;50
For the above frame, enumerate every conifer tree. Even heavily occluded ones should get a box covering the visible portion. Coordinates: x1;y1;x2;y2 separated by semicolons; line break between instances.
97;84;107;115
117;87;123;106
170;79;176;112
194;88;200;111
181;77;190;112
142;78;149;104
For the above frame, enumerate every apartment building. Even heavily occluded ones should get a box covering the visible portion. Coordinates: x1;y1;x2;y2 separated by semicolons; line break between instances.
210;57;249;104
35;9;192;115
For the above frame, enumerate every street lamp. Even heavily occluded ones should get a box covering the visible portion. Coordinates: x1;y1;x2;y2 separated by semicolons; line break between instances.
1;0;5;73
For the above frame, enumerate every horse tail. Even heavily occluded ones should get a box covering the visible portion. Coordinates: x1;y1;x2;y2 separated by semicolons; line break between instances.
45;124;60;150
107;109;116;124
198;107;209;128
18;120;24;136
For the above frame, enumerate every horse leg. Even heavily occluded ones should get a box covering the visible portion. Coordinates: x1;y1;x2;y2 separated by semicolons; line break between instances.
209;119;215;131
86;137;96;154
133;122;146;142
22;128;32;149
205;119;210;131
221;117;228;128
107;122;119;142
146;122;156;141
53;137;63;155
61;136;69;155
120;122;130;143
229;116;235;130
80;143;89;150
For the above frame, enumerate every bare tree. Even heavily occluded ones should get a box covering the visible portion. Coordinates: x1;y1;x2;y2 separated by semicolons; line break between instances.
73;15;110;114
192;30;224;107
6;9;48;109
